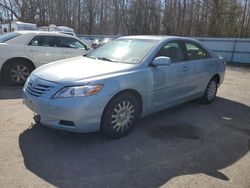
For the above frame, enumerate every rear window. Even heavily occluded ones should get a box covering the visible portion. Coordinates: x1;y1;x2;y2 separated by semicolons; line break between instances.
0;32;21;43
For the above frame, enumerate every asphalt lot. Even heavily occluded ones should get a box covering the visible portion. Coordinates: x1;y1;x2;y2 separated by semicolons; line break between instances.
0;66;250;188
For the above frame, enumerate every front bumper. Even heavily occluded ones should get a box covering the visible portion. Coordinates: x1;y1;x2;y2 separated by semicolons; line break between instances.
23;75;110;133
23;92;109;133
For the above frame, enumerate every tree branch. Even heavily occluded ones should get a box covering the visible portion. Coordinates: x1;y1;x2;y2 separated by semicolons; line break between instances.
0;2;20;19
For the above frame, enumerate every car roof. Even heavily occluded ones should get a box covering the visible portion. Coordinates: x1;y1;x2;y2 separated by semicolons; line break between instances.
119;35;197;42
15;30;75;37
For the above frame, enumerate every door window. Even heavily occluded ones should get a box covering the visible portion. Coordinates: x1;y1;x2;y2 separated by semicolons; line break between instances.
156;42;184;63
185;42;210;60
59;37;86;49
28;36;59;47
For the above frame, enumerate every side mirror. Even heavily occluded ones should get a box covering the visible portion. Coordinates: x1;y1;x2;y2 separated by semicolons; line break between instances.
152;56;171;66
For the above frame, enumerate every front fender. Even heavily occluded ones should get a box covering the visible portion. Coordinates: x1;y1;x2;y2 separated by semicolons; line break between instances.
90;69;147;112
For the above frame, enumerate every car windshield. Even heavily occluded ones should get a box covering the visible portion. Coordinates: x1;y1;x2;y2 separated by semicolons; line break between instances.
86;39;158;64
0;32;21;43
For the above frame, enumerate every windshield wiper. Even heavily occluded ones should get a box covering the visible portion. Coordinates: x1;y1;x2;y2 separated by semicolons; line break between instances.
96;57;115;62
84;55;117;62
84;54;97;60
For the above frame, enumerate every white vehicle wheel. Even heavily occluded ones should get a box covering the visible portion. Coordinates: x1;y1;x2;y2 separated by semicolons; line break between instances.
3;60;34;86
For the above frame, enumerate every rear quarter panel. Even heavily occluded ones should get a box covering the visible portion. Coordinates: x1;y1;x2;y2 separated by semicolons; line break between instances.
0;33;37;69
0;44;27;67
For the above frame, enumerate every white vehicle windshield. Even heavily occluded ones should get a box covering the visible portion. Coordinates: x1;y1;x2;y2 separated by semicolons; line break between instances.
0;32;21;43
87;39;158;64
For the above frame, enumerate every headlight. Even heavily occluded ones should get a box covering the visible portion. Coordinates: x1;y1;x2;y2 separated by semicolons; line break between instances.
53;85;103;99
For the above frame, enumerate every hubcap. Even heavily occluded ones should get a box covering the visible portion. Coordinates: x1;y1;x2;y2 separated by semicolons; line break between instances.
111;100;135;132
207;81;217;101
10;65;30;83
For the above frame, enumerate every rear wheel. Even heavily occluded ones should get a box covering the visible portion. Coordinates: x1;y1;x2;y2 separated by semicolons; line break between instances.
201;78;218;104
101;93;140;138
2;60;34;86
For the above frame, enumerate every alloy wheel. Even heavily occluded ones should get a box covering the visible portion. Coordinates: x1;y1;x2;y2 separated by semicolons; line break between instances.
111;100;135;132
9;64;30;83
207;80;217;101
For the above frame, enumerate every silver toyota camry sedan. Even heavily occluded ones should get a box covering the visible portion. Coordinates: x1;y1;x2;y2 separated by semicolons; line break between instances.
23;36;225;138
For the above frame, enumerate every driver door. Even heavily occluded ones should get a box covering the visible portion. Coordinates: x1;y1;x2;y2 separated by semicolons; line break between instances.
146;41;194;112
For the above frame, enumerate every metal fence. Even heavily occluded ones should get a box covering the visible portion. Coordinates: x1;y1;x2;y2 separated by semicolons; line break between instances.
195;37;250;64
3;31;249;64
78;35;250;64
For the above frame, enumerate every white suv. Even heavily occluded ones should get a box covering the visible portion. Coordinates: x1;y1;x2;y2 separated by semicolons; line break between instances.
0;31;91;85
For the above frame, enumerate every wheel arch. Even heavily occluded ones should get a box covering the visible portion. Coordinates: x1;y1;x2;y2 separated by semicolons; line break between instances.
1;57;36;75
211;74;220;85
101;88;144;120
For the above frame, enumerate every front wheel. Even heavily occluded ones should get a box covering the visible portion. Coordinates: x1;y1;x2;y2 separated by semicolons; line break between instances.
201;78;218;104
101;93;140;138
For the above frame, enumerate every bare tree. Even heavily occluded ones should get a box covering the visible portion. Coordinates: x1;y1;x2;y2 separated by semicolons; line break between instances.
0;0;249;37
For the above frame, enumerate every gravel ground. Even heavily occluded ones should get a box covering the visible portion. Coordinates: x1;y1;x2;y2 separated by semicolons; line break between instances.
0;66;249;188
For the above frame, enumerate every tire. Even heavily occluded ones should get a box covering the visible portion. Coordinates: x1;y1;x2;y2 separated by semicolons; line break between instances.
201;78;218;104
2;59;34;86
101;93;140;138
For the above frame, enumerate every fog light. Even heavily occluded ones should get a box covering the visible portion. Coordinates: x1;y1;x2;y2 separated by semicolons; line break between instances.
59;120;75;127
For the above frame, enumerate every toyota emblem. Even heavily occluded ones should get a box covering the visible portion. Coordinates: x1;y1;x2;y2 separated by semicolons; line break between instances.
28;80;33;87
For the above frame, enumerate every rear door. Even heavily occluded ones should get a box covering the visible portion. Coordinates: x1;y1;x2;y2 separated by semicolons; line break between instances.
26;35;64;66
59;37;90;59
182;40;213;95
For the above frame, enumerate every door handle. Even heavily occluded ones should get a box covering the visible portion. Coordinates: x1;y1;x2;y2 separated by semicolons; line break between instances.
181;66;189;72
29;49;38;52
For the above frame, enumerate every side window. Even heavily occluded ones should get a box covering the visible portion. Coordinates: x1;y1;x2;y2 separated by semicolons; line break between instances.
156;42;184;63
185;42;210;60
28;36;59;47
59;37;86;49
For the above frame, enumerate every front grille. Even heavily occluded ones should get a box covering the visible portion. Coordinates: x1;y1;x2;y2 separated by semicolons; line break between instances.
25;78;54;97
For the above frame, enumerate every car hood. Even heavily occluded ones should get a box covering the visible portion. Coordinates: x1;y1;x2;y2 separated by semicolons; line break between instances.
32;56;134;84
